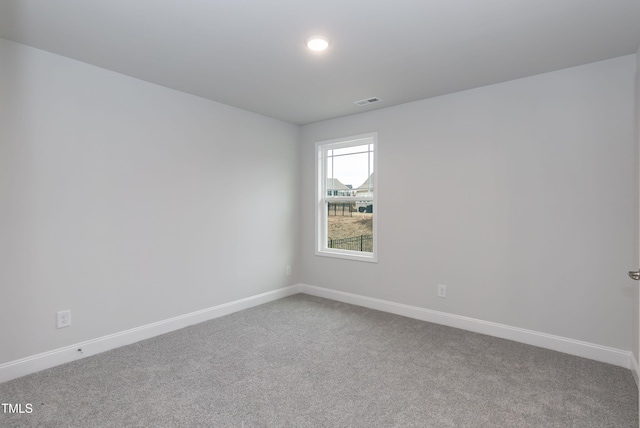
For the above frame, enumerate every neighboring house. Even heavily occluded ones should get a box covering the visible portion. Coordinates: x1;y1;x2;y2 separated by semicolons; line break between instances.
355;173;374;198
355;173;374;212
327;178;355;196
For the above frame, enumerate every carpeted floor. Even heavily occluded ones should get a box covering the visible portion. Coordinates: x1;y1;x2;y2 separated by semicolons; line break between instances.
0;294;637;427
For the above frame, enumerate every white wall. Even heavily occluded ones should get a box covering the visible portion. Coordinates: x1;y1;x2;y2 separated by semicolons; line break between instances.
1;34;636;371
300;55;637;351
0;38;300;365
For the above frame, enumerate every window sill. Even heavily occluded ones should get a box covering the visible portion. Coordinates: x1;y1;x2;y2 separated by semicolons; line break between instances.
315;249;377;263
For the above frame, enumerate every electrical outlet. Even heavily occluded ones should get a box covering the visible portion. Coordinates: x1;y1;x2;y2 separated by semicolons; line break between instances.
437;284;447;298
57;310;71;328
286;265;291;276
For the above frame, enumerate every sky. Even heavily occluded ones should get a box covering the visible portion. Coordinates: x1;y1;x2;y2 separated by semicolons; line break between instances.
327;144;373;189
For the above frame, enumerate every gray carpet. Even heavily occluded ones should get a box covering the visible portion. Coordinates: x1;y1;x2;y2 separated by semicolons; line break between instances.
0;294;637;427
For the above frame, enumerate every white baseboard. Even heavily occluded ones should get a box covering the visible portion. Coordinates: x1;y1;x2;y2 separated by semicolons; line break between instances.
297;284;633;369
2;283;633;384
0;285;300;384
632;353;639;388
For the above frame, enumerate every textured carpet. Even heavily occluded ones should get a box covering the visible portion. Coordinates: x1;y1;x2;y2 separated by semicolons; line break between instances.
0;294;637;427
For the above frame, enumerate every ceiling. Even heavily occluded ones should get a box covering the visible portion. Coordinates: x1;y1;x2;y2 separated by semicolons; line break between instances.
1;1;639;125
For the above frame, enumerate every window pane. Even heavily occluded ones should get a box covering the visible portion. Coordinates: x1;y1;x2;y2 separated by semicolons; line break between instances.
327;201;373;253
332;152;369;191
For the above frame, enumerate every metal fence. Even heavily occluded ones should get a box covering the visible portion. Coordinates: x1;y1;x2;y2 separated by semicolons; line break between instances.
327;202;355;216
327;202;373;216
328;235;373;252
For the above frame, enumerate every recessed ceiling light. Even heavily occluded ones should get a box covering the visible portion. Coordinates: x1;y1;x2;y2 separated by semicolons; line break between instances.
306;35;330;51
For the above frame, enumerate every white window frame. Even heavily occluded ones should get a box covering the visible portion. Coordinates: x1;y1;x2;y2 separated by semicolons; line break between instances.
315;132;377;263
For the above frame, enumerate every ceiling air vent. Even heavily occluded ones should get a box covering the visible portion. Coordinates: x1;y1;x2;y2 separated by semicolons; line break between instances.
354;97;381;106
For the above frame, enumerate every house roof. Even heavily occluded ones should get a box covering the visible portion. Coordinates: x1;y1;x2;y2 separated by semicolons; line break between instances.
356;173;374;191
327;178;350;191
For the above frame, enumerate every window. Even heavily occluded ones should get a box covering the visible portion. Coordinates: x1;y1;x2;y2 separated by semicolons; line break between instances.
316;133;377;262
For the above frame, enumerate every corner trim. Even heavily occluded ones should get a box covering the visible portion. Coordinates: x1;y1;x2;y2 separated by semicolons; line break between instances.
297;284;632;369
0;285;300;384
